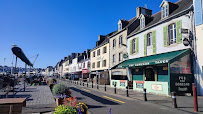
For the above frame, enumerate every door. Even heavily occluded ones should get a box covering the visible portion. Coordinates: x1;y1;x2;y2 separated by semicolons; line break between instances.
145;68;155;81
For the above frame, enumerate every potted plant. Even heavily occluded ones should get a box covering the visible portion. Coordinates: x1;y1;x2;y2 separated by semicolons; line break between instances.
52;83;71;106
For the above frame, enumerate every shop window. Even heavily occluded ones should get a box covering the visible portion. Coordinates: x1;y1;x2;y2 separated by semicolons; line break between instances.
147;32;152;46
97;61;100;68
170;54;191;74
168;23;176;45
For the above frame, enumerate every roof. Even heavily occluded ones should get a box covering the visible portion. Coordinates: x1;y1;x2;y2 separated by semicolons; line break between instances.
128;0;193;37
113;49;190;69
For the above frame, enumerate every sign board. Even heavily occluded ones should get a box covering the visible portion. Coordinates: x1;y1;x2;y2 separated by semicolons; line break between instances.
135;81;144;88
170;74;193;95
120;82;125;87
181;28;189;34
151;84;163;91
112;82;117;86
123;53;128;59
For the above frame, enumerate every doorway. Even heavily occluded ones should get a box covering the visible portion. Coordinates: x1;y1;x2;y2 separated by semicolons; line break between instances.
145;68;155;81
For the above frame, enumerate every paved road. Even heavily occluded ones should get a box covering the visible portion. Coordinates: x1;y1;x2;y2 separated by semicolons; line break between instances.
59;80;197;114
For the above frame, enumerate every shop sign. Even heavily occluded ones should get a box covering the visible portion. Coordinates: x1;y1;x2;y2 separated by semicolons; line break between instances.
123;53;128;59
120;82;125;87
82;69;89;74
170;74;193;94
151;84;163;91
135;81;144;88
112;71;123;75
155;60;169;64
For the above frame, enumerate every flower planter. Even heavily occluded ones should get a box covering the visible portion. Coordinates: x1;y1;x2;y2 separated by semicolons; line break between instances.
56;98;63;106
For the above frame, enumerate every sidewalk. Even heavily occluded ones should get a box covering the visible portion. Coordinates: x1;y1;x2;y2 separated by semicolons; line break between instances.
65;79;203;113
0;81;56;114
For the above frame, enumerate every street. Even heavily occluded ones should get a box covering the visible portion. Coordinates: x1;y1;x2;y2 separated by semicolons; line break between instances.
59;79;196;114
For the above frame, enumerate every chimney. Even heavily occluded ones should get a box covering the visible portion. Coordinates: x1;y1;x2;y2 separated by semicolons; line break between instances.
98;35;105;41
136;7;152;17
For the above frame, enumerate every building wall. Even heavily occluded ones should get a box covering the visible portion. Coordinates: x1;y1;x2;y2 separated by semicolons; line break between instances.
127;13;192;59
90;43;109;71
69;58;77;73
109;30;128;68
195;24;203;95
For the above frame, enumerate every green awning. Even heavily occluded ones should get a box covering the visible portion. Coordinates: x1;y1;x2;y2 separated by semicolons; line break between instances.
117;49;191;68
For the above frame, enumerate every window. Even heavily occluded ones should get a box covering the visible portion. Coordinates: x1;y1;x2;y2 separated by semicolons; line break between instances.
97;49;100;56
103;46;107;54
162;4;168;18
168;23;176;45
132;39;136;54
119;53;122;62
147;32;152;46
97;61;100;68
102;60;106;67
93;51;95;57
140;17;145;29
118;23;122;31
83;62;85;68
119;35;123;47
113;54;115;64
92;62;95;69
113;39;116;49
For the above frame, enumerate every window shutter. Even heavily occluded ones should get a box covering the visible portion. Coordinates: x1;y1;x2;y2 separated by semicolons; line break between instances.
130;40;132;55
176;20;182;44
136;37;139;54
163;26;167;47
152;30;156;54
144;34;147;56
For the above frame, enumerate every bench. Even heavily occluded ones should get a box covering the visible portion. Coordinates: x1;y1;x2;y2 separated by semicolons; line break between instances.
0;98;26;114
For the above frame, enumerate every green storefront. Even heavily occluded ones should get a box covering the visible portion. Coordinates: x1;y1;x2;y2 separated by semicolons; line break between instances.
117;49;193;96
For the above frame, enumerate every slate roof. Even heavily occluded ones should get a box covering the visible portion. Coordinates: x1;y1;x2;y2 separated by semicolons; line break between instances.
128;0;193;38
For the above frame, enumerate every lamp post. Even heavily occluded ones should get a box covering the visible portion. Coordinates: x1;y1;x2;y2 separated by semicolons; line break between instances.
3;58;6;74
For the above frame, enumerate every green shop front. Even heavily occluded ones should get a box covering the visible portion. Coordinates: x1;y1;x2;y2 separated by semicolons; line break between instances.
117;49;193;96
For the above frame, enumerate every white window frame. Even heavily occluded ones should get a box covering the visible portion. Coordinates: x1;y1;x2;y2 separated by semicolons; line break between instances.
103;46;106;54
97;49;100;56
119;53;122;62
113;39;116;49
132;38;136;54
147;32;152;46
93;51;95;57
140;16;145;29
113;54;115;64
168;23;176;45
119;35;123;47
118;23;122;31
162;3;169;19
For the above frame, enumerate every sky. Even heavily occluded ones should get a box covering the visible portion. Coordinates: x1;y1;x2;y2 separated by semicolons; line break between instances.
0;0;179;69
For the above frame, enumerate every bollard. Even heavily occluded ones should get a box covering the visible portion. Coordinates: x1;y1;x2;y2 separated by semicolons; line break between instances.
143;88;147;101
105;84;106;91
83;82;84;86
87;81;88;87
97;83;99;89
193;83;198;112
92;81;93;88
114;84;116;94
171;92;177;108
126;86;129;97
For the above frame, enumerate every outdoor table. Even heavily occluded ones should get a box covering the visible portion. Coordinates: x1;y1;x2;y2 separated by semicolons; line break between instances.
0;98;26;114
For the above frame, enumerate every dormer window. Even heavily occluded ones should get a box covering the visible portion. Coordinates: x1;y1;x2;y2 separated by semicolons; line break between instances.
118;20;122;31
140;14;145;29
160;0;169;19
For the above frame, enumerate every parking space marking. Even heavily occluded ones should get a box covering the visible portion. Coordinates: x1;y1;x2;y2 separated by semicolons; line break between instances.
103;96;125;103
82;88;90;92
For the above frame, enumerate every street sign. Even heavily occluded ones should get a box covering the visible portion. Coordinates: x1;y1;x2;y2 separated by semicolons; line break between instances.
181;28;189;34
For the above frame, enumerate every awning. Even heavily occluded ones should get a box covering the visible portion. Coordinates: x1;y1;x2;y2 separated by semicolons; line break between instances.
115;49;191;68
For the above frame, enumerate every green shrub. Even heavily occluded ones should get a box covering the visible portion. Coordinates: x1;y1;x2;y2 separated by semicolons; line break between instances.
53;83;69;96
54;105;77;114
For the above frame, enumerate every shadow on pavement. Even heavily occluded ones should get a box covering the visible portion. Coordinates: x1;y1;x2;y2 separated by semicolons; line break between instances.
86;104;105;109
70;87;119;105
